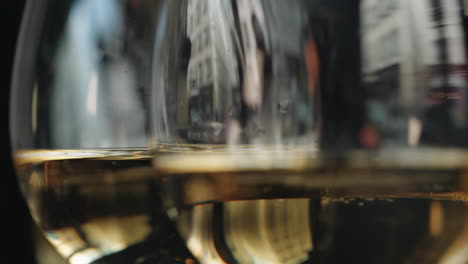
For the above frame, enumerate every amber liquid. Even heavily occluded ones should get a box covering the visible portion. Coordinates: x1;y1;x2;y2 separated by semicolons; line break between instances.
14;149;194;264
14;147;468;264
156;146;468;264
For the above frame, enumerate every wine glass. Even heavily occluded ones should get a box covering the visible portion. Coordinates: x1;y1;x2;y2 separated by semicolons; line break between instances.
11;1;468;264
151;0;468;263
10;0;194;263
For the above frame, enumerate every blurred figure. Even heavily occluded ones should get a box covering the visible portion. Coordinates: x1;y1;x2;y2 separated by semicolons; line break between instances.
52;0;147;149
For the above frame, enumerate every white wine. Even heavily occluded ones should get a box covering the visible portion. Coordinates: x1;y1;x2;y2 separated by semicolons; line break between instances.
171;197;467;264
14;149;195;264
155;146;468;264
14;147;468;264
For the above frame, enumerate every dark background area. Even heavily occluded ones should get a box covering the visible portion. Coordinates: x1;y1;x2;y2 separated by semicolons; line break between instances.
2;1;37;263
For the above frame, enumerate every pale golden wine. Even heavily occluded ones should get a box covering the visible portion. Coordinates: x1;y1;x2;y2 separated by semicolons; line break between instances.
14;147;468;264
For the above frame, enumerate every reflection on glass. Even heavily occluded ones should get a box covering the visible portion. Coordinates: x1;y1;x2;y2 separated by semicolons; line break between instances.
179;199;312;264
153;1;468;264
47;0;148;149
173;197;467;264
155;0;468;149
186;0;239;143
153;0;320;146
362;0;468;148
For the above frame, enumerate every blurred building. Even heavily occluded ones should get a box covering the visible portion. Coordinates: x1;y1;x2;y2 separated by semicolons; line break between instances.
186;0;239;140
361;0;468;145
